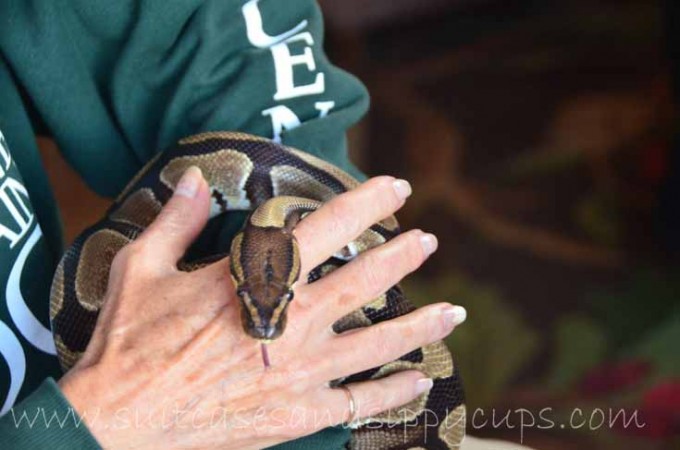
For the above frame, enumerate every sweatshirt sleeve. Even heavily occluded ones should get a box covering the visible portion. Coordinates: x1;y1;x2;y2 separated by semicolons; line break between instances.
0;0;369;198
1;1;362;448
0;378;101;449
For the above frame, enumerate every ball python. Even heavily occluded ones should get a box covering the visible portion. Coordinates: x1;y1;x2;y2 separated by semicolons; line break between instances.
49;131;466;449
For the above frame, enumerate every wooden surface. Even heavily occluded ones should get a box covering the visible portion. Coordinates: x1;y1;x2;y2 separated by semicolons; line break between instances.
37;137;109;245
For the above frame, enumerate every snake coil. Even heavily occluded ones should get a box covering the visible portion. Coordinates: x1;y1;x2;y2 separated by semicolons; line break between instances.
50;132;465;449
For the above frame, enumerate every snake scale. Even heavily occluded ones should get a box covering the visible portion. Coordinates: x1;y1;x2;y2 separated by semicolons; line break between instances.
49;132;466;449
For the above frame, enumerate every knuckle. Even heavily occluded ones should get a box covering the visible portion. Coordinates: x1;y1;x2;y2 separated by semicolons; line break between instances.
363;390;389;415
289;291;313;318
369;175;395;193
371;325;394;361
111;241;151;280
387;232;424;273
406;231;427;262
124;239;147;257
374;381;397;411
326;199;360;237
359;379;399;417
358;255;386;293
157;208;183;232
334;289;355;310
401;317;420;341
361;393;385;417
368;176;400;209
421;306;447;341
111;243;135;271
372;317;422;360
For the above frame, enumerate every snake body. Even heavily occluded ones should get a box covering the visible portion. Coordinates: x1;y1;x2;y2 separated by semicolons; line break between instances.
49;132;465;449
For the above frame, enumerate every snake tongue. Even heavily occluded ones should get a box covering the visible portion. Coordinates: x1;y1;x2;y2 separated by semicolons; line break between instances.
261;343;271;369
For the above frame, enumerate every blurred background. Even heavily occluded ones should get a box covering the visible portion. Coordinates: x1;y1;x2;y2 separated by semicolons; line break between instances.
39;0;678;449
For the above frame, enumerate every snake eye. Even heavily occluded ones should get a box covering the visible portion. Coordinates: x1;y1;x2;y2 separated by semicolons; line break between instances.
285;290;294;302
236;286;247;298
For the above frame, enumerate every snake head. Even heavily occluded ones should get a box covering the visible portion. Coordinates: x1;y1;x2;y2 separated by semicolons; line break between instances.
229;227;300;342
235;283;294;341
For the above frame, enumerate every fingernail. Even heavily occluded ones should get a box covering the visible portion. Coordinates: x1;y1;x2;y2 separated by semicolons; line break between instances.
415;378;434;395
393;179;412;200
442;305;467;330
420;233;438;256
175;166;203;198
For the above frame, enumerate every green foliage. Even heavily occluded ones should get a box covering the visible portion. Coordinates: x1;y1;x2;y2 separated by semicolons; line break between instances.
626;309;680;378
544;314;608;391
404;274;539;408
402;268;678;414
589;269;680;349
544;270;680;394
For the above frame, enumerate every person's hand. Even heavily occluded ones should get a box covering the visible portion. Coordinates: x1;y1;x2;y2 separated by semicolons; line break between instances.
58;167;467;449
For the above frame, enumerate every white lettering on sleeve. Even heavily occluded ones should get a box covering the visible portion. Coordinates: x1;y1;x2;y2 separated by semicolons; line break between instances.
0;177;34;248
271;32;325;101
0;321;26;416
0;131;12;179
261;105;302;143
6;225;57;355
242;0;308;48
314;101;335;118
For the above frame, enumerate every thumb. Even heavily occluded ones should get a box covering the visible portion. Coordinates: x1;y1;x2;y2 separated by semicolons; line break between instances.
139;166;211;266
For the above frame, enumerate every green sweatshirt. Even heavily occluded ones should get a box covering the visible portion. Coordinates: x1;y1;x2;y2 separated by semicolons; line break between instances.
0;0;368;448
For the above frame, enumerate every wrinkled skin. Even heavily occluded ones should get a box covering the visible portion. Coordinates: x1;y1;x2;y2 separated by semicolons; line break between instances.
58;169;466;449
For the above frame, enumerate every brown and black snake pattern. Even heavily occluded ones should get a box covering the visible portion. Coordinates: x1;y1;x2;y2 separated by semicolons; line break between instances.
49;132;465;449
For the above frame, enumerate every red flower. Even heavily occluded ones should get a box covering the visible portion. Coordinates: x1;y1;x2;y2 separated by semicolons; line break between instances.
579;360;651;398
641;380;680;436
616;380;680;439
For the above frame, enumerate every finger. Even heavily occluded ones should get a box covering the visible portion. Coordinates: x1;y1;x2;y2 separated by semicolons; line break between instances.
137;166;211;267
318;370;432;426
297;229;437;323
316;303;467;381
294;176;412;277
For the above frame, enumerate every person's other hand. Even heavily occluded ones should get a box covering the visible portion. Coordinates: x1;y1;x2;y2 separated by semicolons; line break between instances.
58;167;467;449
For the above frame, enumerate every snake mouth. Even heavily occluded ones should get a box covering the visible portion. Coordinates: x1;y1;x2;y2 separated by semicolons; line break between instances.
240;305;285;341
249;324;279;340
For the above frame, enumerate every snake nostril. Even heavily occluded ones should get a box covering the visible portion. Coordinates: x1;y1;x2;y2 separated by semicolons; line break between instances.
264;325;276;339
